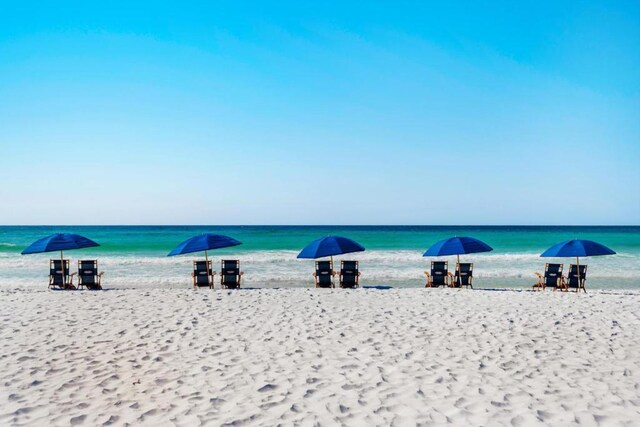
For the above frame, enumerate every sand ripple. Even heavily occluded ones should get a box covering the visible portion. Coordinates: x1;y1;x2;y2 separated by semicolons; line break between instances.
1;288;639;426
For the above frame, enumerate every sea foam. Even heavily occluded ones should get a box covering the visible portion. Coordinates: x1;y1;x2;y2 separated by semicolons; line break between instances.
1;250;638;289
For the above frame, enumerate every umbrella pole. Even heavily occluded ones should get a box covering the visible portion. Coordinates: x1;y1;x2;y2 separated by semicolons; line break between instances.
205;250;211;289
456;254;460;287
331;256;334;288
60;250;66;289
576;256;583;293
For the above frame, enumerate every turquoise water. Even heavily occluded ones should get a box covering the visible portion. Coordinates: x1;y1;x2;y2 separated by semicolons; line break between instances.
0;226;638;289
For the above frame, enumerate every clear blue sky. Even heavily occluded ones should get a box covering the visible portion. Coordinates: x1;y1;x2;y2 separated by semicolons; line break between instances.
1;1;638;225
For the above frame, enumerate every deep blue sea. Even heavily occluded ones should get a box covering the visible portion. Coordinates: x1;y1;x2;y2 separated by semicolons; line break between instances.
0;226;638;289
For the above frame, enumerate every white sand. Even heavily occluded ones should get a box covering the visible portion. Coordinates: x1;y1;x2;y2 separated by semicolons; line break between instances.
1;288;639;426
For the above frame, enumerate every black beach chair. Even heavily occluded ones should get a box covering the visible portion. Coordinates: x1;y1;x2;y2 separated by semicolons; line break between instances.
339;260;360;288
77;260;104;290
424;261;451;288
453;263;474;288
192;260;214;289
562;264;587;292
220;260;243;289
533;263;563;291
313;260;335;288
49;259;75;289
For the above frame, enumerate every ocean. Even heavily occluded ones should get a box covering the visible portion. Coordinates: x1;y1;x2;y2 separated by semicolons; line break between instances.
0;226;638;289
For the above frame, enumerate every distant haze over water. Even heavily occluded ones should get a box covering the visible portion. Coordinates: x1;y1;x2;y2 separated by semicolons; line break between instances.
1;226;638;289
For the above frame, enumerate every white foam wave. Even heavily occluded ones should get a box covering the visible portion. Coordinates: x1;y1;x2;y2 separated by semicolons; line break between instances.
1;250;638;289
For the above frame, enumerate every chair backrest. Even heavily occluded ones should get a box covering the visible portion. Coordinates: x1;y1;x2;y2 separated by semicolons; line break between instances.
543;263;563;288
316;260;332;272
567;264;587;288
315;261;333;287
78;260;98;285
193;260;213;286
431;261;448;286
221;260;241;287
50;259;70;285
455;263;473;286
341;260;359;287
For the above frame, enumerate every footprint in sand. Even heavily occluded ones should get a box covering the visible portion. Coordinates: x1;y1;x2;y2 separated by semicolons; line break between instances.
258;384;277;392
70;414;86;425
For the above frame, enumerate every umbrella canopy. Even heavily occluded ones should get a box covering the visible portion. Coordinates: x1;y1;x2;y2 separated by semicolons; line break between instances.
297;235;365;259
423;236;493;257
540;239;616;258
21;233;100;255
167;234;242;257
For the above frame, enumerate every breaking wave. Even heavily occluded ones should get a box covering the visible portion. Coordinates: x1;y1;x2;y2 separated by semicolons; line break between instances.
1;250;638;290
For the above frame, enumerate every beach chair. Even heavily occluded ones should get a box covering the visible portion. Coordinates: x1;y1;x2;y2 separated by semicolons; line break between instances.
424;261;451;288
313;260;335;288
452;263;474;288
533;263;563;291
77;260;104;290
339;260;360;288
562;264;588;292
220;260;243;289
49;259;75;289
192;260;214;289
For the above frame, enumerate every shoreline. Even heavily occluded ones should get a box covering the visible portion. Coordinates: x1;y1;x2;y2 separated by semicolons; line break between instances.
4;286;640;293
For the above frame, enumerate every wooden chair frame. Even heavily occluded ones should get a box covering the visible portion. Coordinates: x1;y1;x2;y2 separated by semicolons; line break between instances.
49;259;76;290
533;263;563;291
77;259;105;290
192;260;215;289
220;260;243;289
561;264;588;293
424;261;451;288
339;260;360;288
313;260;335;288
453;262;474;288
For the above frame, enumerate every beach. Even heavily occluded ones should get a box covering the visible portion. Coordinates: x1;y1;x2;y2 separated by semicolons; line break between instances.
1;288;639;426
3;0;638;425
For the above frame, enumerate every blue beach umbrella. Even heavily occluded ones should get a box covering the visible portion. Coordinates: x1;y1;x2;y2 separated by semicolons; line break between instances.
297;235;365;260
423;236;493;265
541;239;616;287
540;239;616;258
167;233;242;267
21;233;100;255
21;233;101;281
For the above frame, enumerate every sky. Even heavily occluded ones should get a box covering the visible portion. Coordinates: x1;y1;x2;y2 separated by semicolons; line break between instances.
0;1;638;225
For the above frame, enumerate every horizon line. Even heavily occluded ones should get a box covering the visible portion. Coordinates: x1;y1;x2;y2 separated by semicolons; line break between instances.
1;224;638;228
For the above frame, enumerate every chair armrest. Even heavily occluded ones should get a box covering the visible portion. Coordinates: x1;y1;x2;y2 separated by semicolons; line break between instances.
312;272;317;277
535;272;542;279
70;272;77;276
424;271;430;277
239;272;244;276
98;272;105;277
